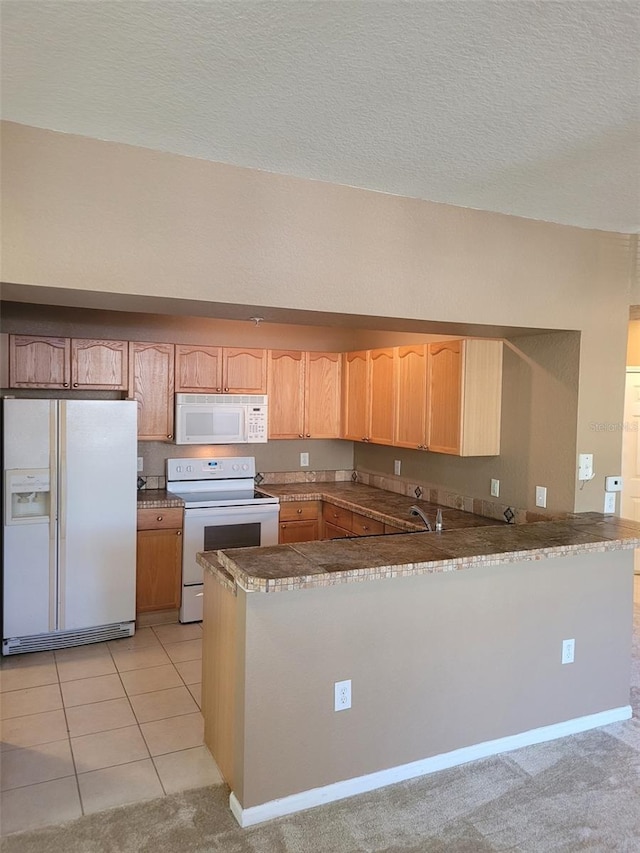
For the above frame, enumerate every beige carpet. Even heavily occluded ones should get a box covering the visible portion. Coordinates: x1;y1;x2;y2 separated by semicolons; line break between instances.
3;590;640;852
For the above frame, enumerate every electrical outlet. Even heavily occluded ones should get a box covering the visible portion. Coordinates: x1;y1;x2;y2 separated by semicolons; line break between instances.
562;638;575;665
137;457;144;473
605;476;623;492
535;486;547;508
300;452;309;467
394;460;401;476
334;679;351;711
604;491;616;513
578;454;593;481
490;478;500;498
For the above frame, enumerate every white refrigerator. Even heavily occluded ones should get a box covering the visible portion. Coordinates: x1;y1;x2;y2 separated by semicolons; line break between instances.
2;398;138;654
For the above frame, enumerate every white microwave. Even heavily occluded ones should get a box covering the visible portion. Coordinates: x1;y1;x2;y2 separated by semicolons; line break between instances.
175;394;268;444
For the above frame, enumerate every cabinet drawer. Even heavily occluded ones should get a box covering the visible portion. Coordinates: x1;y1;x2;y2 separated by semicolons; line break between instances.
279;501;320;522
323;521;352;540
137;507;183;530
322;503;353;530
384;523;405;534
351;512;384;536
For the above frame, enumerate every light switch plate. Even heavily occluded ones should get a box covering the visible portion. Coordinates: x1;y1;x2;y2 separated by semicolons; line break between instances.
300;452;309;467
137;457;144;473
535;486;547;508
490;478;500;498
578;453;593;481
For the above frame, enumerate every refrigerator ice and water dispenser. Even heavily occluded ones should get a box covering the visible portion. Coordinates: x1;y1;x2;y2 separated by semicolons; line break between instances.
5;469;51;524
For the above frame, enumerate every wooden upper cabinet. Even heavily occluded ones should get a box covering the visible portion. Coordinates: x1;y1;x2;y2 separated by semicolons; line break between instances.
268;350;306;438
222;347;267;393
342;350;370;441
305;352;341;439
9;335;128;390
395;345;429;449
128;342;175;441
9;335;71;388
368;348;395;445
427;340;462;454
71;339;128;389
268;350;341;439
427;339;503;456
175;345;223;392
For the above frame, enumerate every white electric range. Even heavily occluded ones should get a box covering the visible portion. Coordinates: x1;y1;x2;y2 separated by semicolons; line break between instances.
167;457;279;622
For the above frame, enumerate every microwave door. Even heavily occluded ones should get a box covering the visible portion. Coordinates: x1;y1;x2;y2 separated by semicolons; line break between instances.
183;406;245;443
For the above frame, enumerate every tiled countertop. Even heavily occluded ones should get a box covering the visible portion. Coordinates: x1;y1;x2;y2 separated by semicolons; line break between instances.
136;489;184;509
257;482;500;532
199;514;640;593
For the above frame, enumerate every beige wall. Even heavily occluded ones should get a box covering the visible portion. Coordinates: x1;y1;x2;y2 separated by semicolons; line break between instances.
1;122;634;511
228;550;633;808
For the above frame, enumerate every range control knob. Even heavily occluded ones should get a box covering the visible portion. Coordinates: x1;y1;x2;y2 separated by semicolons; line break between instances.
242;464;249;471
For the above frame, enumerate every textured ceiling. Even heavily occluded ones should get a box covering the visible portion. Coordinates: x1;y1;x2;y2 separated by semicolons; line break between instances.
2;1;639;232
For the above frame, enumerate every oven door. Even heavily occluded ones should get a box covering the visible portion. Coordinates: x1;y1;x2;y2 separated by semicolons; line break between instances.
182;504;279;586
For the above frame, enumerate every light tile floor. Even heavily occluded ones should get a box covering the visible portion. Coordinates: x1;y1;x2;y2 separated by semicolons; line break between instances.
0;622;222;836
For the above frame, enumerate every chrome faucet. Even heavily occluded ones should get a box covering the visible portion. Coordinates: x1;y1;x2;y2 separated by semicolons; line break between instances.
409;505;433;531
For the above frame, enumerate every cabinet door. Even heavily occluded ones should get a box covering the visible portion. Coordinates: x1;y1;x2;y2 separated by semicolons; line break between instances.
395;345;428;449
428;340;462;454
222;347;267;393
268;350;306;438
279;519;319;544
342;351;370;441
175;345;223;392
129;342;175;441
71;339;128;389
136;528;182;613
9;335;71;388
369;348;395;445
305;352;341;438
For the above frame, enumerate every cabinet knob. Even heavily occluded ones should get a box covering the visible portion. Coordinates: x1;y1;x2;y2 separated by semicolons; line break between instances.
296;508;302;514
176;530;182;536
216;387;221;392
73;382;79;388
298;433;304;438
281;524;286;529
224;387;229;392
167;434;173;439
306;433;311;438
157;515;163;521
362;525;369;531
63;383;69;387
362;437;367;442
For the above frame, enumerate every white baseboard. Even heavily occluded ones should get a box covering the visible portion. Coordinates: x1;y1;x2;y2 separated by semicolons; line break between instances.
230;704;632;828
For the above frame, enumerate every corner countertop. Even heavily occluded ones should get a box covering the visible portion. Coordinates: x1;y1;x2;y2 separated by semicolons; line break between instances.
256;482;502;532
198;514;640;593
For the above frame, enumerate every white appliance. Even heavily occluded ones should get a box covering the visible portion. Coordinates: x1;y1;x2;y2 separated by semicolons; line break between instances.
2;398;138;654
167;456;279;622
174;394;268;445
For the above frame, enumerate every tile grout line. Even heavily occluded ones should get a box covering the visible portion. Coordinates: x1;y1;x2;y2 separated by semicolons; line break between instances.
106;637;166;797
53;649;85;816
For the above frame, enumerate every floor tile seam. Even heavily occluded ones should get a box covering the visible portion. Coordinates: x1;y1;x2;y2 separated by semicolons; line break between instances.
138;711;205;757
121;661;187;698
0;675;60;695
71;730;153;776
58;687;86;817
1;766;77;793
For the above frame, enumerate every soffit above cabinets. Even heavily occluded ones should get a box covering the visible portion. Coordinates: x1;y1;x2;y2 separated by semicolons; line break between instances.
2;1;639;233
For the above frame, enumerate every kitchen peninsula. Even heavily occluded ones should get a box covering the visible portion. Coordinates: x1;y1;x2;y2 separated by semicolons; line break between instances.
198;510;639;827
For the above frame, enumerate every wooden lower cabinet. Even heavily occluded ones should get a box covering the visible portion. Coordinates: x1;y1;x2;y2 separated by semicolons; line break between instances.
136;509;183;614
323;521;352;539
278;501;320;544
